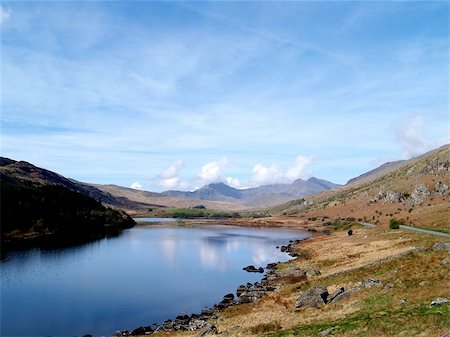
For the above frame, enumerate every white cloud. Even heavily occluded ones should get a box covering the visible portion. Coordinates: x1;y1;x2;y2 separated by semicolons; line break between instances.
252;163;283;185
394;117;434;157
285;156;312;180
225;176;242;188
0;5;11;23
250;156;313;186
160;176;182;190
131;181;143;190
160;160;184;179
159;160;185;189
198;157;229;183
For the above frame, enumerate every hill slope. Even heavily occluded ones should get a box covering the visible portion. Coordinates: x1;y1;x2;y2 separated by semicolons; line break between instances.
275;145;450;231
0;158;135;247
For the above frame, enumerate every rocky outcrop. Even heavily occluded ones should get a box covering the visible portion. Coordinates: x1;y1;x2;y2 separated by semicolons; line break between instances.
434;182;449;197
409;184;430;205
295;286;329;309
377;190;407;203
433;242;450;252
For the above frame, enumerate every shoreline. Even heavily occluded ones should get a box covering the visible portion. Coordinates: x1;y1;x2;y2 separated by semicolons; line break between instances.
117;221;311;336
123;217;449;337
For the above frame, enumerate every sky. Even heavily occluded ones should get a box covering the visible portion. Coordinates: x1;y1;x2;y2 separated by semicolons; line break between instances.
1;1;448;192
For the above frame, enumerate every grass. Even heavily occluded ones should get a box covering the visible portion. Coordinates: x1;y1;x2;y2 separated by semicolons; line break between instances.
158;208;237;219
266;302;449;337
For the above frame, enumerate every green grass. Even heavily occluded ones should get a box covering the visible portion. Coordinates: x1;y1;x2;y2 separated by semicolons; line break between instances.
163;208;237;219
266;302;449;337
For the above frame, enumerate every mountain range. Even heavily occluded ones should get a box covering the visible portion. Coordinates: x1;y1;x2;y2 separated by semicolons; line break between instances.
161;177;340;204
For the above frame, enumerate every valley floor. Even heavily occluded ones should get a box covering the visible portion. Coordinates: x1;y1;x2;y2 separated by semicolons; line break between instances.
138;217;449;337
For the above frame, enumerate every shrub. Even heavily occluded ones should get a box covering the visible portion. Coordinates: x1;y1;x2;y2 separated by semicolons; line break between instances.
389;218;405;229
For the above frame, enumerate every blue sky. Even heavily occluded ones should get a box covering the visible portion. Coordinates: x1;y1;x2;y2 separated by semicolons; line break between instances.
1;1;448;191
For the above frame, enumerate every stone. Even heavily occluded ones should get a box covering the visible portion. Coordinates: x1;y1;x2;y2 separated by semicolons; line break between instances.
319;326;338;336
442;258;450;265
223;293;234;302
410;184;430;205
434;182;450;196
361;278;383;288
295;286;328;309
305;268;321;277
433;242;450;252
326;287;345;303
419;281;429;287
430;298;450;307
383;283;394;290
400;298;408;305
243;265;264;273
196;323;217;337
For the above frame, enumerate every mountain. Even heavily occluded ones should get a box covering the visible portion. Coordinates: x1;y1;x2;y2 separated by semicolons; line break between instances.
274;144;450;232
161;177;341;206
346;160;405;185
1;158;135;247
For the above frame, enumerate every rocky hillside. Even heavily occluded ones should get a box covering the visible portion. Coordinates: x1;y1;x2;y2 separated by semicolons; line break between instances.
275;145;450;232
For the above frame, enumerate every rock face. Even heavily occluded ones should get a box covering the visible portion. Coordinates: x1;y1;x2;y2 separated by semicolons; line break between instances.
410;184;430;205
295;286;329;309
378;190;406;203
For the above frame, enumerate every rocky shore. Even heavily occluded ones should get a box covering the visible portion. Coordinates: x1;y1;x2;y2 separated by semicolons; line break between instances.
116;239;304;336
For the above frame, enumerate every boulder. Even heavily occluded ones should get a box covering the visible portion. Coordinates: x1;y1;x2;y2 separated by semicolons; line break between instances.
328;288;360;304
295;286;328;309
243;265;264;273
196;323;217;337
430;298;450;307
361;278;383;288
442;258;450;265
433;242;450;252
326;287;344;303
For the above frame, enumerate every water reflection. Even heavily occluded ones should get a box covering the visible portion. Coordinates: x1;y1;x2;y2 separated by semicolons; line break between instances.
1;225;308;337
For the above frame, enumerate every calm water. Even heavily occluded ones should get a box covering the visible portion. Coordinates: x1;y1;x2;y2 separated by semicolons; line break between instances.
1;225;309;337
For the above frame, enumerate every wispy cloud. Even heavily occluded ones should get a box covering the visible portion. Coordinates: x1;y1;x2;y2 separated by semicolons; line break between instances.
0;5;11;23
393;117;435;158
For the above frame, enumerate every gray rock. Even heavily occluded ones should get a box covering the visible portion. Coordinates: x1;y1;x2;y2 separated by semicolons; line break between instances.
196;323;217;337
430;298;450;307
295;286;328;309
410;184;430;205
305;268;321;277
361;278;383;288
434;182;449;196
329;291;350;304
400;298;408;304
383;283;394;290
243;265;264;273
442;258;450;265
319;326;338;336
433;242;450;252
326;287;344;303
419;281;429;287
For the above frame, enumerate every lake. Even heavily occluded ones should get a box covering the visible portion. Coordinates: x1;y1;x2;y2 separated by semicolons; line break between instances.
1;224;309;337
